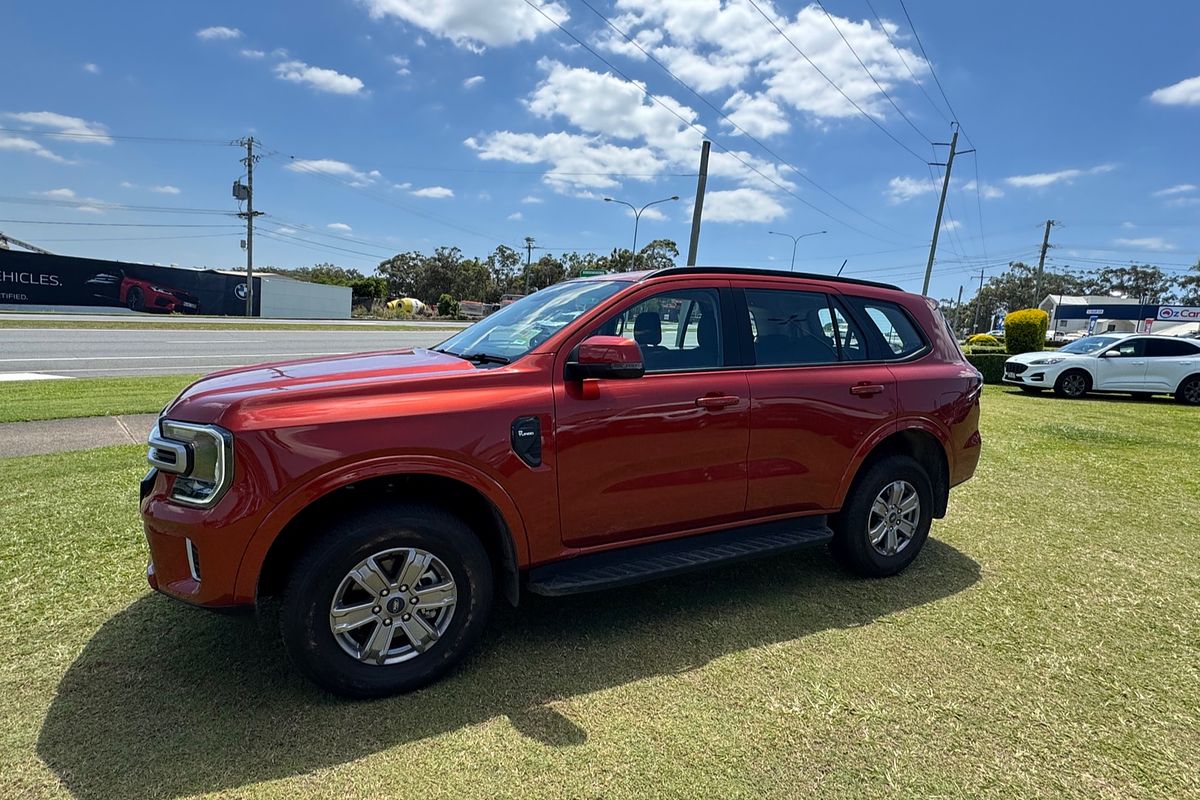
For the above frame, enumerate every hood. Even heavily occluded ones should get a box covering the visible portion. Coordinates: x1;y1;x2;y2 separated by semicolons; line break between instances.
1005;350;1081;365
165;348;475;428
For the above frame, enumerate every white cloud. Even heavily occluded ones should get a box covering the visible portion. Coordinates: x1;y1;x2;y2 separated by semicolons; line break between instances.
941;218;961;232
119;181;136;189
150;185;181;194
697;188;786;223
1113;237;1175;252
285;158;381;187
466;130;664;193
1149;75;1200;107
521;195;544;204
5;111;112;144
82;63;100;74
1167;196;1200;208
410;186;454;198
722;91;790;138
240;49;266;59
506;211;523;221
463;75;485;89
36;187;106;213
388;55;411;75
1120;221;1136;229
38;188;76;199
196;26;242;40
327;222;353;232
358;0;568;50
0;134;70;163
1004;164;1114;189
961;179;1004;199
1153;183;1196;197
274;60;365;95
886;175;935;203
631;206;668;222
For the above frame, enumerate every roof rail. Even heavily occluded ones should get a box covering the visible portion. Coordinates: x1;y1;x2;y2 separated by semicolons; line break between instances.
644;266;901;291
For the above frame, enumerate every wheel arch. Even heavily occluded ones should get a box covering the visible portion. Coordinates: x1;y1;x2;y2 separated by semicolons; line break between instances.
1175;371;1200;394
238;458;528;608
835;424;951;518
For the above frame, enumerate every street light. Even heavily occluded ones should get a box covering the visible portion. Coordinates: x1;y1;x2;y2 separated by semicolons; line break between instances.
604;195;680;270
768;229;827;271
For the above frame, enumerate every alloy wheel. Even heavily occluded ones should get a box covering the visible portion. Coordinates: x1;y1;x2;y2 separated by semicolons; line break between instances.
1184;379;1200;405
328;547;458;666
867;480;921;557
1061;373;1087;397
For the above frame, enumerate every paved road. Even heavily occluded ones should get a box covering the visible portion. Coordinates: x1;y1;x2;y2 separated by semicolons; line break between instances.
0;327;456;378
0;310;468;328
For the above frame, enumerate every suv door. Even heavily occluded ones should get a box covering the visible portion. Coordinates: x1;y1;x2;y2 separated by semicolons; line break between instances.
1143;337;1200;391
1095;337;1147;390
553;281;750;547
735;283;899;515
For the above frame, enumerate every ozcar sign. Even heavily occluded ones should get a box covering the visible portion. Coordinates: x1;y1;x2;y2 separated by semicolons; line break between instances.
1157;306;1200;321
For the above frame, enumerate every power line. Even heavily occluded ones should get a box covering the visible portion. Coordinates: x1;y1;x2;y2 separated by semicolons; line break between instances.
862;0;951;125
523;0;904;244
0;196;236;216
814;0;933;143
896;0;962;126
28;232;242;243
256;230;381;264
573;0;908;240
0;127;236;146
742;0;929;164
0;219;242;228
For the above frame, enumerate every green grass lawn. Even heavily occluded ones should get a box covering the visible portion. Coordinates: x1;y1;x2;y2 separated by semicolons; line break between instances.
1;388;1197;799
0;375;201;423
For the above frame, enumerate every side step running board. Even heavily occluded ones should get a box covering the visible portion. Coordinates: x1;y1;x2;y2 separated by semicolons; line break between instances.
527;517;833;597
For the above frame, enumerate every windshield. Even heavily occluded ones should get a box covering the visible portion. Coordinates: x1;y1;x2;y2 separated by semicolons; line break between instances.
1058;335;1120;354
435;279;626;362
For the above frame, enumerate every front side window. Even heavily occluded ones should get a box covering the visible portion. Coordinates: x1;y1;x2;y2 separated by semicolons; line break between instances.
743;289;841;365
846;297;927;359
597;288;722;372
1106;339;1145;358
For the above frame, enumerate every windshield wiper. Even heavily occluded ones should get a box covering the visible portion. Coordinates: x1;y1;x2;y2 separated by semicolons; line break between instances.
455;351;511;365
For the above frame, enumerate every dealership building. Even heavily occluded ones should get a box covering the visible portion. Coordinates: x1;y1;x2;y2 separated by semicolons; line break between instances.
1039;295;1200;337
0;250;351;319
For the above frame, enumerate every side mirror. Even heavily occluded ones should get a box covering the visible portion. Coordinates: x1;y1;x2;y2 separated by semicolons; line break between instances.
565;335;645;381
1101;349;1120;358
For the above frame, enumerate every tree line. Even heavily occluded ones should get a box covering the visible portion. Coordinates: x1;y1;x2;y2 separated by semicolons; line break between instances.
265;239;680;308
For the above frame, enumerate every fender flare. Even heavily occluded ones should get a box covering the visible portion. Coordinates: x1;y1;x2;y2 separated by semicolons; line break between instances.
831;417;953;511
232;454;531;602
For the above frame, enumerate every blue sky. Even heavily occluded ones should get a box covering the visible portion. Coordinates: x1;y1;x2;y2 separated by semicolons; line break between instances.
2;0;1198;300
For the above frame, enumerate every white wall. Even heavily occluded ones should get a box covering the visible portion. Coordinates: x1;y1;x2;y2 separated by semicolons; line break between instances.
258;276;351;319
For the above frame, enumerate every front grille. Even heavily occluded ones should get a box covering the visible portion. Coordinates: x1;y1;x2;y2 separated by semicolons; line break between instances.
1006;363;1028;375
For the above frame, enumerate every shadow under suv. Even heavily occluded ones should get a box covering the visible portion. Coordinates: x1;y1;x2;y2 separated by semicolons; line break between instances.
141;267;982;697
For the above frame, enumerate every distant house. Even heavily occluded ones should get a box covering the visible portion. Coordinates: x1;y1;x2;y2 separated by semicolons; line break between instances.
1039;294;1153;337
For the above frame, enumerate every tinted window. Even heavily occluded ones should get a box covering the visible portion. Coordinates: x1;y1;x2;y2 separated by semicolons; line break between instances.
743;289;840;365
1146;338;1200;358
599;288;722;372
831;303;868;361
846;298;927;359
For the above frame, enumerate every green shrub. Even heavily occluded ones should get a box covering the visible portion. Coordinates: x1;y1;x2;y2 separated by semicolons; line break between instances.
1005;309;1049;355
437;293;459;318
967;353;1008;384
963;345;1007;355
967;333;1001;347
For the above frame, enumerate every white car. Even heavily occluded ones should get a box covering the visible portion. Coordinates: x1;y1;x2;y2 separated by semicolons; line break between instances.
1003;333;1200;404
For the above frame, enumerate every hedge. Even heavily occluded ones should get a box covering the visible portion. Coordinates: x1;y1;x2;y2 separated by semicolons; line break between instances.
967;333;1001;347
966;353;1008;384
1005;309;1049;355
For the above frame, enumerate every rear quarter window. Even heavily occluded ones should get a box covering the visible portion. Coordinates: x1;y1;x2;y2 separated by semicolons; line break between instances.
844;297;928;360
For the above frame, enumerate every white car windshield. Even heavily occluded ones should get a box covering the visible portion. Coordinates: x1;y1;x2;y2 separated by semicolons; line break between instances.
435;279;626;363
1058;335;1120;354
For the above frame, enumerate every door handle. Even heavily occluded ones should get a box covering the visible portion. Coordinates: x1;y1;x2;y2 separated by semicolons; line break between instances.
850;383;885;397
695;395;739;409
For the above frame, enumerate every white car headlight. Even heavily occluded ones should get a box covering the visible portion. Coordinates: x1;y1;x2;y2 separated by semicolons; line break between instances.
147;420;234;506
1030;357;1065;365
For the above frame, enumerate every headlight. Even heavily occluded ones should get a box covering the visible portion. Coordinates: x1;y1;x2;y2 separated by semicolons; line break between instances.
1030;357;1065;365
147;421;234;506
149;285;170;293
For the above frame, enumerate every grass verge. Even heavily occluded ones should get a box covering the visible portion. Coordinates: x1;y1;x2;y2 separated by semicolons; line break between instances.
0;374;200;423
1;388;1197;798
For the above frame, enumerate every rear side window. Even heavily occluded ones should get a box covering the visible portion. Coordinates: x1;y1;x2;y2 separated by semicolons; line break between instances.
844;297;928;360
742;289;868;365
1146;338;1200;357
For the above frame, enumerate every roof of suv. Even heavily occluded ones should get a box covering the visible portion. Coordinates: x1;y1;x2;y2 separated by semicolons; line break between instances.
574;266;901;292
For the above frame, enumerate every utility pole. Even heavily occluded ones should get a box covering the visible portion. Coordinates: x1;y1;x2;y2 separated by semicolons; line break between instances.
922;125;972;297
686;140;711;266
953;284;963;337
234;137;263;317
970;265;986;334
524;236;535;293
1034;219;1058;306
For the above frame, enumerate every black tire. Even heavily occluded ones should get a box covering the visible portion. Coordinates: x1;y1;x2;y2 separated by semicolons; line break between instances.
1054;369;1091;399
829;454;933;578
280;504;493;698
125;287;144;312
1176;375;1200;406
